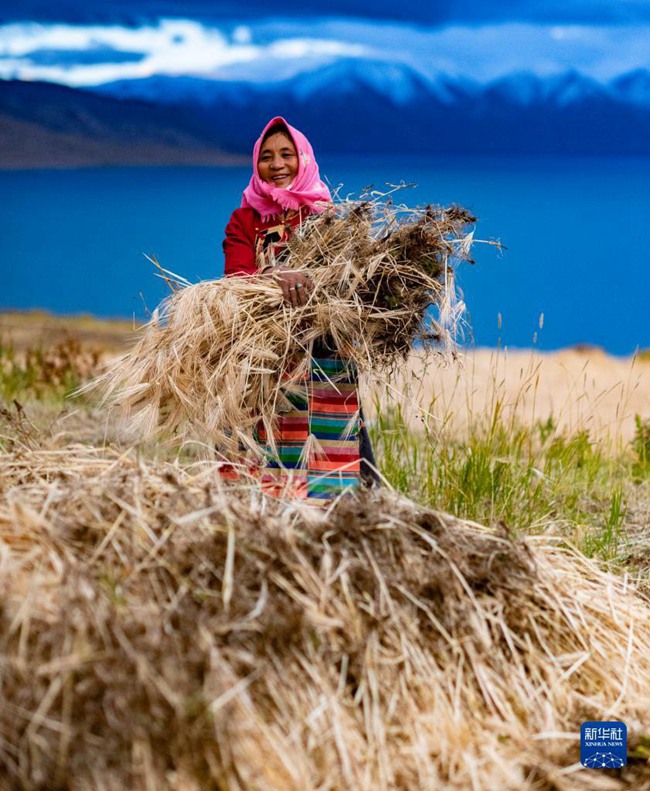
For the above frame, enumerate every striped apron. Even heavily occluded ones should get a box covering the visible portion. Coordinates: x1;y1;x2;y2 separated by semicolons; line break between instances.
257;353;361;505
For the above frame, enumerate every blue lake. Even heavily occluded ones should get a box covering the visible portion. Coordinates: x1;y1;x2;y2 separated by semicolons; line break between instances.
2;155;649;354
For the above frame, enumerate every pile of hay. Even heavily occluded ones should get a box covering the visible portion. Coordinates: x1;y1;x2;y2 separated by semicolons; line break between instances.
86;200;481;454
0;446;648;790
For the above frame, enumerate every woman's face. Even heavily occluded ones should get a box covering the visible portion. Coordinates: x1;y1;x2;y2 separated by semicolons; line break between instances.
257;131;299;188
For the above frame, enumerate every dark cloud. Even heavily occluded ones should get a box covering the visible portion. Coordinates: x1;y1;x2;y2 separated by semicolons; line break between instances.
3;0;650;26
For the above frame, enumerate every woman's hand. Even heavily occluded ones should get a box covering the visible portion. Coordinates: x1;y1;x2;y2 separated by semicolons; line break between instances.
272;269;314;308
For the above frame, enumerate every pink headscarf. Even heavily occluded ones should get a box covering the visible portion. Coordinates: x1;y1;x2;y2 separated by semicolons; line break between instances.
241;116;332;220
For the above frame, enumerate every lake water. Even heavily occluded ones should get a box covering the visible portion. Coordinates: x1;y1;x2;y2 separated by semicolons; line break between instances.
2;155;649;354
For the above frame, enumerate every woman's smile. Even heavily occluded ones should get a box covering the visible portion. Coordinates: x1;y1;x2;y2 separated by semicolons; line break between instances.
271;173;292;186
257;131;299;188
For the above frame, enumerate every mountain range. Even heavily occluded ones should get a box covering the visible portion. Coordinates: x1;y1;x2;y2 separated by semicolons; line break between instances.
2;63;650;167
0;79;245;168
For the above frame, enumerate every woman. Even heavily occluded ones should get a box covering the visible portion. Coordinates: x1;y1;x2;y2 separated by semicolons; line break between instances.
222;116;378;504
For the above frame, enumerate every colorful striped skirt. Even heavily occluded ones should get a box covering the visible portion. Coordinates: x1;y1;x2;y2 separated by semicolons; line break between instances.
256;354;361;505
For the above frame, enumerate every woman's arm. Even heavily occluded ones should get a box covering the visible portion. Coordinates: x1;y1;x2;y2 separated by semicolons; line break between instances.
222;208;313;306
223;209;257;277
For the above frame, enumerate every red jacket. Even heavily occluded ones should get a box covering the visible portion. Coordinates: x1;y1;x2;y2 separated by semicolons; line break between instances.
223;207;306;277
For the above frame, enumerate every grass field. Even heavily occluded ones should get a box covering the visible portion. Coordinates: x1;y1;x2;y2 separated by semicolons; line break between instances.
1;313;649;789
1;313;648;576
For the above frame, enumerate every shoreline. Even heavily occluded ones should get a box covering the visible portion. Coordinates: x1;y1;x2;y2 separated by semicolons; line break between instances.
0;309;647;359
0;309;139;352
2;309;648;443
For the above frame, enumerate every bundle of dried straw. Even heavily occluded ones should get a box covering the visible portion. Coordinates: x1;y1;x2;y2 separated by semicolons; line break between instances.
86;199;483;452
0;446;648;790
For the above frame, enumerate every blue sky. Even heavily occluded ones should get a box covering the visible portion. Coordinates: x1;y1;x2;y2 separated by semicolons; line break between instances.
1;2;649;89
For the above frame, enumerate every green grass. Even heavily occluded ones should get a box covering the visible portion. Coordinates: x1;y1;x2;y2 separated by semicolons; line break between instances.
2;336;648;572
0;338;93;404
371;402;649;563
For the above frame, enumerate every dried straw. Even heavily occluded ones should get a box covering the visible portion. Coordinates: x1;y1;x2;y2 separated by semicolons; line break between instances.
0;445;648;790
83;200;484;454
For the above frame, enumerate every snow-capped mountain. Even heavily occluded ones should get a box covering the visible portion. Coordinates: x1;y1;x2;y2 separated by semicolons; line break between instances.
2;63;649;166
612;69;650;107
89;62;650;153
92;61;650;111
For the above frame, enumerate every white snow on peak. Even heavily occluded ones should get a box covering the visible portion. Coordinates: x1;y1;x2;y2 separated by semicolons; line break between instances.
0;17;649;107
